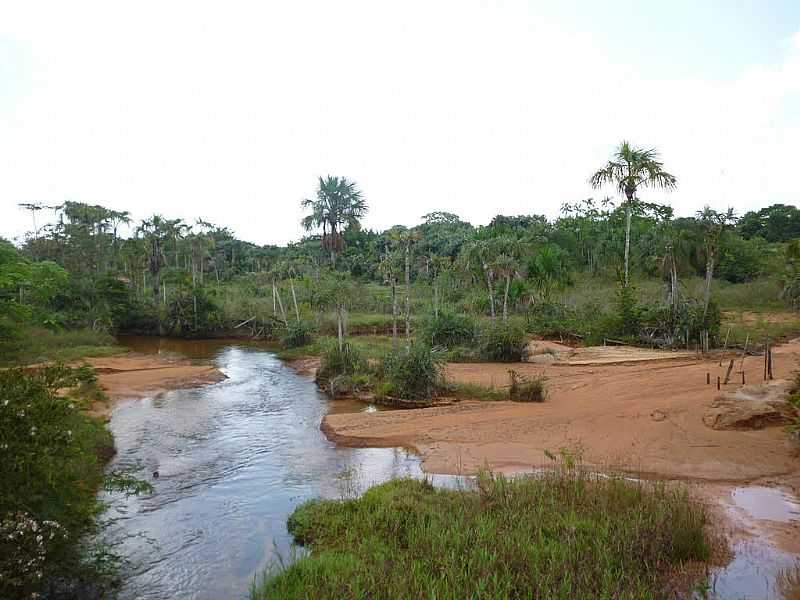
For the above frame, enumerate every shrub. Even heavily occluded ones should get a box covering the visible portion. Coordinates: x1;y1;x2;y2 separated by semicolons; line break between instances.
0;365;149;597
478;322;527;362
316;341;365;388
164;286;223;337
381;343;445;400
508;369;547;402
419;310;475;348
280;320;316;348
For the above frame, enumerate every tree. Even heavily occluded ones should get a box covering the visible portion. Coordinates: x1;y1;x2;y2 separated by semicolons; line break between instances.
136;216;170;300
695;206;736;316
388;227;421;343
301;176;367;266
590;141;677;286
739;204;800;243
378;251;402;347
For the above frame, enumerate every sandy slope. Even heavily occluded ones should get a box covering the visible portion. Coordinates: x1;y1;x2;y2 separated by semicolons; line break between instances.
323;342;800;481
86;353;226;417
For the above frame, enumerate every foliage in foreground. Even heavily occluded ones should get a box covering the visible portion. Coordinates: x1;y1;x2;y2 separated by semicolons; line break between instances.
252;467;709;600
0;366;149;598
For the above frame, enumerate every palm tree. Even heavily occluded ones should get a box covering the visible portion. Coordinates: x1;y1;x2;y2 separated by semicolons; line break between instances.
136;216;169;300
696;206;736;316
590;141;677;286
301;176;367;266
461;235;497;322
388;227;422;343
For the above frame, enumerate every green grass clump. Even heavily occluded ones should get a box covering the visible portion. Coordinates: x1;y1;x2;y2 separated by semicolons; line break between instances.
419;310;476;348
381;343;445;400
478;322;528;362
252;468;709;599
508;369;547;402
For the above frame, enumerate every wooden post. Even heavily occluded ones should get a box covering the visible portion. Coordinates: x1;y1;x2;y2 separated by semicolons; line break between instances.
768;349;774;380
723;359;735;385
717;376;721;390
719;327;731;366
741;371;745;385
706;372;710;385
764;338;769;381
738;334;749;372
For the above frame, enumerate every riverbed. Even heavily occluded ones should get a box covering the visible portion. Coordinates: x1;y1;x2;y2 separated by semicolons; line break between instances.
101;338;454;600
100;337;799;600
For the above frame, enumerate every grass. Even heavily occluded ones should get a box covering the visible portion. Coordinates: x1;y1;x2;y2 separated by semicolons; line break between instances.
448;381;509;401
275;335;398;362
251;466;710;599
0;327;123;366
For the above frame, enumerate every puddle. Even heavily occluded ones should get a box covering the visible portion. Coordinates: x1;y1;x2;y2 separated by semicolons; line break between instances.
706;541;799;600
702;486;800;599
731;487;800;523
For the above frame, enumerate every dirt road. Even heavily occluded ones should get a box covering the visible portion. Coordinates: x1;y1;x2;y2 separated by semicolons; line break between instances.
323;342;800;482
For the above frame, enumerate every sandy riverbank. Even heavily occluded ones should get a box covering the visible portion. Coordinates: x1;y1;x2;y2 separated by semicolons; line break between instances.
85;353;226;418
322;341;800;483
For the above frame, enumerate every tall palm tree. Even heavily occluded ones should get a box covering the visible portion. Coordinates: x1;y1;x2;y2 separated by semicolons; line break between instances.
695;206;736;316
136;216;169;300
301;176;367;266
590;141;677;286
388;226;421;343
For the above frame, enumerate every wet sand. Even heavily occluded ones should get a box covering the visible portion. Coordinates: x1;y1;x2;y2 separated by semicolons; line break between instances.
323;341;800;482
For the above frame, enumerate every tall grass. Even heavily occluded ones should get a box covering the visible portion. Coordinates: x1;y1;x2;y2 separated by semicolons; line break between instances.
252;466;710;599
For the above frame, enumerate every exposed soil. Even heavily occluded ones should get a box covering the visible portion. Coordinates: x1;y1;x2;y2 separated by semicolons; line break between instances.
323;341;800;481
85;353;226;418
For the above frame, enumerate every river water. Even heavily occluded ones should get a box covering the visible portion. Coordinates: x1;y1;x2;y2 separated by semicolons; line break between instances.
102;338;437;600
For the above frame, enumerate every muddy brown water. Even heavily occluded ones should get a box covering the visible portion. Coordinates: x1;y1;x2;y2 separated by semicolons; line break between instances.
103;337;464;600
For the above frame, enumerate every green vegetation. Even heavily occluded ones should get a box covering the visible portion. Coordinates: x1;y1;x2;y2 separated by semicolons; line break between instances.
0;365;149;598
7;165;798;360
251;465;709;599
381;343;445;400
508;369;547;402
478;321;528;362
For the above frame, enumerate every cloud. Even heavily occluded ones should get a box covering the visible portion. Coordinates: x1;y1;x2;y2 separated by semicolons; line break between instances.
0;1;798;244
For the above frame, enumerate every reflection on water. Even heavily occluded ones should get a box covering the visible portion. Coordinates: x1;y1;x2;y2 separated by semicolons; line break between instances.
103;338;446;600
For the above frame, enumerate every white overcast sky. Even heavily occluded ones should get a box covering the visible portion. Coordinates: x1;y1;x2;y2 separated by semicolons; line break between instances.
1;1;799;245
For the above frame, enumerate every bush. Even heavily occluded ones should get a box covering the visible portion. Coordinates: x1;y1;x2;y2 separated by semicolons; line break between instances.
381;343;445;400
316;341;365;389
478;322;527;362
0;365;149;597
280;320;316;348
164;286;223;337
508;369;547;402
419;310;475;348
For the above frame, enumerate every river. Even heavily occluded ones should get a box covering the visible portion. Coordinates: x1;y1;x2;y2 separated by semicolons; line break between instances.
101;338;443;600
101;337;798;600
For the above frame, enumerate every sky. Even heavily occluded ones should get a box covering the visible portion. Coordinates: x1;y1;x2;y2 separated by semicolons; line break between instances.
1;0;799;246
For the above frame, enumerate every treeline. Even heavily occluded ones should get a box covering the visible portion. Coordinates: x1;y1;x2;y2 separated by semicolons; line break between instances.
3;197;797;347
4;150;800;359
